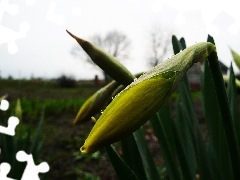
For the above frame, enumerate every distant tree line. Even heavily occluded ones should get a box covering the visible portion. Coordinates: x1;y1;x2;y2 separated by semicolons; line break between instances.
57;74;76;88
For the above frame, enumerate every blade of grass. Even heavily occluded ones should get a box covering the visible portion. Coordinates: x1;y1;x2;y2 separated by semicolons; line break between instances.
30;106;45;160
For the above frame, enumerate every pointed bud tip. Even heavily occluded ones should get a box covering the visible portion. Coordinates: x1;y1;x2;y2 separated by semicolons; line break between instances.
66;30;85;44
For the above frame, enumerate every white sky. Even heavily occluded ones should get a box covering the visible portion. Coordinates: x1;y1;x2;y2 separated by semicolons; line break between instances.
1;0;240;80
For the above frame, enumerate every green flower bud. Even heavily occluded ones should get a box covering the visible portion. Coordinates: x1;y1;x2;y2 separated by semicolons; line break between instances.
74;81;120;125
223;75;240;88
81;42;216;154
110;72;144;98
66;30;135;86
230;48;240;70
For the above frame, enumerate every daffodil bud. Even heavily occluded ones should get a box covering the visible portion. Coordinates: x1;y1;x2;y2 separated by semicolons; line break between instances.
110;72;144;98
66;30;135;86
81;42;216;154
223;75;240;88
230;48;240;70
74;81;120;125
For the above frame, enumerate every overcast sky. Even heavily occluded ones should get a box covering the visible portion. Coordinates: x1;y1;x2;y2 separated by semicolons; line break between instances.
1;0;240;80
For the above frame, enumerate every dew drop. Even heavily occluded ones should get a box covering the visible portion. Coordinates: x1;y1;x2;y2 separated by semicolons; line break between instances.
80;146;86;153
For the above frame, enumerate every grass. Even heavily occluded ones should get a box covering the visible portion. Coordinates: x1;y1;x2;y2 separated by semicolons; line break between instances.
0;79;100;99
0;78;101;119
0;78;120;179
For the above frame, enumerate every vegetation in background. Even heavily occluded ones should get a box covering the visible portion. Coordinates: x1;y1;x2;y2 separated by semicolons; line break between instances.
0;98;46;179
57;74;77;88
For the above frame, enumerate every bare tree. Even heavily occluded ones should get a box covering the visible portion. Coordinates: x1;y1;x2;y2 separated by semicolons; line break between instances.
71;30;131;82
147;25;173;67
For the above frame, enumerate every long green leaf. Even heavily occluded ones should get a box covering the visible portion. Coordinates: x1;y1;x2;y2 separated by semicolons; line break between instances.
175;101;197;180
173;36;215;179
30;106;45;160
150;101;182;180
178;70;215;178
207;35;240;179
177;75;214;180
227;63;240;149
179;37;214;179
202;58;232;179
133;128;160;180
105;145;138;180
121;135;147;180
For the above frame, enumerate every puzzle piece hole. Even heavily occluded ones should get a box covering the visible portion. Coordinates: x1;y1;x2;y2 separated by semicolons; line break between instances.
0;163;11;175
19;22;31;33
71;7;82;17
228;23;240;35
0;100;9;111
25;0;36;6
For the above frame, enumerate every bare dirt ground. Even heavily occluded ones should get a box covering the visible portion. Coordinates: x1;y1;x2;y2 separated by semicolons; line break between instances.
41;101;208;180
41;114;117;179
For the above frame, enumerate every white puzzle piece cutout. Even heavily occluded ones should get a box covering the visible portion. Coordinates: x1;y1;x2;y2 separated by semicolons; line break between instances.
25;0;36;6
16;151;50;180
0;0;30;54
0;162;16;180
0;116;19;136
46;1;65;25
0;0;19;22
0;100;9;111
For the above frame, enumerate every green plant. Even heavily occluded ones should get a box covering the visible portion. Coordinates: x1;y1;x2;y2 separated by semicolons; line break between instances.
68;31;240;180
0;98;46;179
71;151;101;180
5;98;85;121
